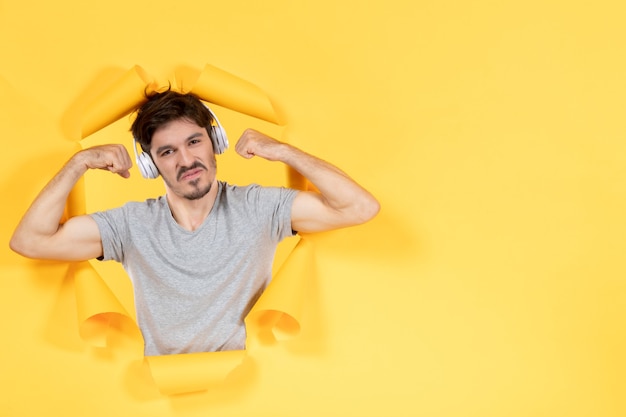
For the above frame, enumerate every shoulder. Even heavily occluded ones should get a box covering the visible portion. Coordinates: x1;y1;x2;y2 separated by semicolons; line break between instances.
218;181;298;204
90;196;166;221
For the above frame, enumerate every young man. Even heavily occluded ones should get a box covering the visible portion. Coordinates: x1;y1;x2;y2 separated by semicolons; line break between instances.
10;91;380;356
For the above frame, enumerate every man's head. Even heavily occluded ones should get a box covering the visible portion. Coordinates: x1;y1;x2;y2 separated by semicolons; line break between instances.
131;90;220;201
131;90;214;153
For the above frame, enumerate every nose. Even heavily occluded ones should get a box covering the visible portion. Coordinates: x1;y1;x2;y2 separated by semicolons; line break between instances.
177;147;195;166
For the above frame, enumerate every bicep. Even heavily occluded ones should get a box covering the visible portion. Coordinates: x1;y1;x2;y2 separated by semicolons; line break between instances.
290;191;348;233
46;215;104;261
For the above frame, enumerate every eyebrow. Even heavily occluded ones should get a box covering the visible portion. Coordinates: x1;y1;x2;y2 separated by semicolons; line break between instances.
154;132;204;156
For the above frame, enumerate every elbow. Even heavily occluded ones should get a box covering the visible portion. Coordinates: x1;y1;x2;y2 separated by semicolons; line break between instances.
9;235;25;257
354;194;381;225
366;196;381;222
9;234;30;258
9;233;40;259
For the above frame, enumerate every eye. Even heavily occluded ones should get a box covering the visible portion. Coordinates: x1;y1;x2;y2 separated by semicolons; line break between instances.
189;138;201;145
160;149;173;157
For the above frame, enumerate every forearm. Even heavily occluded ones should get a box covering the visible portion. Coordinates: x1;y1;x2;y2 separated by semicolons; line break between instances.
279;143;380;225
10;155;88;255
11;144;131;259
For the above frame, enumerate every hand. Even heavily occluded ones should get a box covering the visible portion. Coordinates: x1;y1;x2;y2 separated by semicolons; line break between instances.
75;144;132;178
235;129;287;162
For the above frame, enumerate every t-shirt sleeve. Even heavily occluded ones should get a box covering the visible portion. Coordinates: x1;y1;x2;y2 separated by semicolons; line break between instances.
246;185;298;241
90;207;129;262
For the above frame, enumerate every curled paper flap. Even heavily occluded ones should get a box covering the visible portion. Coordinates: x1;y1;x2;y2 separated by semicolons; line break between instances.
81;63;280;143
145;350;246;396
187;63;281;125
81;65;156;138
72;262;142;351
246;237;314;343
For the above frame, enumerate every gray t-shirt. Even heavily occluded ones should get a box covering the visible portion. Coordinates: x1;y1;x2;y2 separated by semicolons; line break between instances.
91;181;298;356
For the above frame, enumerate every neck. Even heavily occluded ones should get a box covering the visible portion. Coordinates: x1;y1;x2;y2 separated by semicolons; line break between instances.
165;180;219;231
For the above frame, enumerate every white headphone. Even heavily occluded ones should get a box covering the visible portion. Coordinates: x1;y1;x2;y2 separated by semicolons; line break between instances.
133;105;229;179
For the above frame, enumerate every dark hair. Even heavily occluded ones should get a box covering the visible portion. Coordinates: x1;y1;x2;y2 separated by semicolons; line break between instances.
131;89;214;152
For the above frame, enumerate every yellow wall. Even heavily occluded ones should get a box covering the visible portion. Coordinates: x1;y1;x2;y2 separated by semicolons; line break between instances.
1;0;625;416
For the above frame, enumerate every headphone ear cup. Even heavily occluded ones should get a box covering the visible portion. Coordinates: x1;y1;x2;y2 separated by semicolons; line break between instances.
137;151;159;179
210;125;229;154
204;104;229;154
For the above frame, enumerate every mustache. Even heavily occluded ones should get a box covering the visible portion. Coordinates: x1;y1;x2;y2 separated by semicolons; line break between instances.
177;161;207;181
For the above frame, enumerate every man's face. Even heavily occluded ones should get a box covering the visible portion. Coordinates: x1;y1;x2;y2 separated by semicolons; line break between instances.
150;118;217;200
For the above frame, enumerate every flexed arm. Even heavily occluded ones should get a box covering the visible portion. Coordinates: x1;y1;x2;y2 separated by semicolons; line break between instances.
235;129;380;233
10;145;132;261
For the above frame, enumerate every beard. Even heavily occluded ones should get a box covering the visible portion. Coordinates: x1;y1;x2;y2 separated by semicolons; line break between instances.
182;179;213;200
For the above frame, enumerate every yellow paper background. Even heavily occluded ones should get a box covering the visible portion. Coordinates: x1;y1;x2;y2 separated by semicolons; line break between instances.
1;1;625;416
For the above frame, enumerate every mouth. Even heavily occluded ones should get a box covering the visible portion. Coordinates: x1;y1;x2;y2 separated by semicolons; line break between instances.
178;166;205;182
